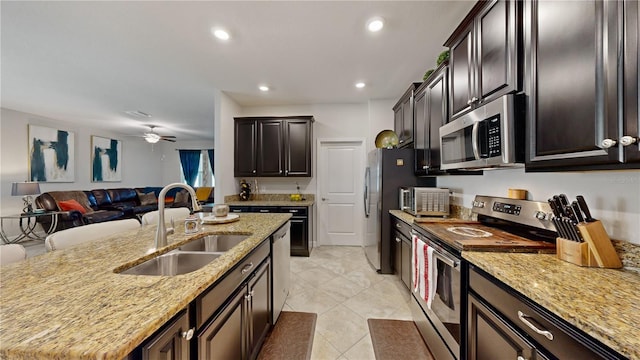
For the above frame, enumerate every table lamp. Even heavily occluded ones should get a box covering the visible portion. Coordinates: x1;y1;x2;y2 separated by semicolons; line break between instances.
11;182;41;213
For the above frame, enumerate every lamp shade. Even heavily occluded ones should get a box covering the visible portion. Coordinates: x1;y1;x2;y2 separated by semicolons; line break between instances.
11;182;41;196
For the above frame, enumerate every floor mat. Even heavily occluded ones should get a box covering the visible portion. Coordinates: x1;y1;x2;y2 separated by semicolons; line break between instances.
367;319;434;360
257;311;317;360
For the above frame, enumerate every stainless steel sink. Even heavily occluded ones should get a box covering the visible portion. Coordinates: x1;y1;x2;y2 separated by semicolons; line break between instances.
178;234;250;252
119;251;223;276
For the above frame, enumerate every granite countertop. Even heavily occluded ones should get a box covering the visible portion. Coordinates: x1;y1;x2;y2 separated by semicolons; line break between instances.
0;213;291;360
464;252;640;359
224;193;315;207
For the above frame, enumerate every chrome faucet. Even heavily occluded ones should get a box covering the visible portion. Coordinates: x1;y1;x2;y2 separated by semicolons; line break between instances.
155;183;202;249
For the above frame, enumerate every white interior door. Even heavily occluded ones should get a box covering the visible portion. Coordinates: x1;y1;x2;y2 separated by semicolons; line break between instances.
317;139;364;246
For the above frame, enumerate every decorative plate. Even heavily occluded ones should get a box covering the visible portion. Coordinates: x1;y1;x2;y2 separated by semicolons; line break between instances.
201;214;240;224
374;130;399;148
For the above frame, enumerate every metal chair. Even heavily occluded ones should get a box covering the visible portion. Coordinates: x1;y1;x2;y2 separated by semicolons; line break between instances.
45;219;140;252
141;207;191;226
0;244;27;265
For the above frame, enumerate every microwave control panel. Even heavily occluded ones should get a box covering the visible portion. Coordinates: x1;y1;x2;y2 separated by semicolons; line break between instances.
487;116;501;157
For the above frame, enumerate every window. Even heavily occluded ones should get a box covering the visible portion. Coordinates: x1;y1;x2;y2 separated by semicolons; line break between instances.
180;151;214;187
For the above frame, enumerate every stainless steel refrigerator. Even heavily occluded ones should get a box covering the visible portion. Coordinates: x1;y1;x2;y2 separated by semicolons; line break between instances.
364;148;435;273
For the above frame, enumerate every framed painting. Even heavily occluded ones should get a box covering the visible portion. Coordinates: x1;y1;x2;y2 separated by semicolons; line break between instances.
28;125;75;182
91;135;122;182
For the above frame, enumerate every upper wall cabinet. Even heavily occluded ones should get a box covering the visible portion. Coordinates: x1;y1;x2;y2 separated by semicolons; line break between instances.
393;83;422;148
414;64;448;175
234;116;314;177
524;0;639;170
445;0;520;121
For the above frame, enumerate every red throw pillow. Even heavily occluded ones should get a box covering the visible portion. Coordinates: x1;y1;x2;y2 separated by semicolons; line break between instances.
58;199;87;214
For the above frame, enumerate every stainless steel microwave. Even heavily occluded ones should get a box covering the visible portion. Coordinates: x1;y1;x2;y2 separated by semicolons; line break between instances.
439;94;524;170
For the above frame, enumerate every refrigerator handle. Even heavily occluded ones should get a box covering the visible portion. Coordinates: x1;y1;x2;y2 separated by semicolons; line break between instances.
364;167;370;217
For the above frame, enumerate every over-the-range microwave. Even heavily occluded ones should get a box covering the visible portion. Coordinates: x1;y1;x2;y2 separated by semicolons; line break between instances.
439;94;525;170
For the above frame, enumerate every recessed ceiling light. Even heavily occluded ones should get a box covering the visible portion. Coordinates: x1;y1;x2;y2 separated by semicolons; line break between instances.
211;28;230;41
259;85;270;92
355;82;366;89
367;17;384;32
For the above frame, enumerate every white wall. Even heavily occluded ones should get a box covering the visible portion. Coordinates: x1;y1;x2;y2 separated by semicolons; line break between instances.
214;90;241;204
436;168;640;244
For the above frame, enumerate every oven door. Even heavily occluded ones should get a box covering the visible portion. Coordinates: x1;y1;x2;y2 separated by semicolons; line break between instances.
411;230;461;360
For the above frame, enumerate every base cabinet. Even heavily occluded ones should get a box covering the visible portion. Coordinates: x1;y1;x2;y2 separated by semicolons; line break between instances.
141;310;192;360
391;216;412;290
198;259;271;360
468;294;546;360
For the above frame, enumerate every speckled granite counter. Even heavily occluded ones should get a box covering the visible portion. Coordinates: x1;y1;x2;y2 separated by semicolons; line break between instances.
0;213;291;359
224;193;315;207
463;251;640;359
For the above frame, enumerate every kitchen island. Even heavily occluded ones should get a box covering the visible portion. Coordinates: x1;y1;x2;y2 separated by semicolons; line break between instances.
0;213;291;359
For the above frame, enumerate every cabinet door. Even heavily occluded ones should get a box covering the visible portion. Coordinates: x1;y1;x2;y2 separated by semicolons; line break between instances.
247;259;271;360
284;119;312;176
468;294;542;360
142;310;191;360
450;27;474;119
198;288;245;360
525;0;621;169
289;217;309;256
427;66;448;171
258;120;284;176
392;231;402;277
393;106;403;143
401;98;414;146
477;0;518;103
235;120;257;177
414;86;428;174
623;0;640;163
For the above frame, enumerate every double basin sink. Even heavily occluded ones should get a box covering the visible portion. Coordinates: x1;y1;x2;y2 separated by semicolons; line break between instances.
118;234;250;276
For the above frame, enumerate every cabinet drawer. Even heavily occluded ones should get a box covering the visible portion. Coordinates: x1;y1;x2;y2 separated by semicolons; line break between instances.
196;240;269;328
251;206;278;213
391;216;412;238
280;206;308;216
469;266;612;359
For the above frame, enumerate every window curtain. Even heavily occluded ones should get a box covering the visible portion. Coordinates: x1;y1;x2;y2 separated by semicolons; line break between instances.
207;149;214;174
179;150;201;187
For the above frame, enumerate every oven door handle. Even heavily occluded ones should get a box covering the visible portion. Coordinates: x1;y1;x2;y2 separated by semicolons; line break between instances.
410;231;459;269
433;251;459;269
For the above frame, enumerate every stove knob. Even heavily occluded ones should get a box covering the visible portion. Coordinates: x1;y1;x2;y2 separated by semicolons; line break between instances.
535;211;549;220
473;201;485;208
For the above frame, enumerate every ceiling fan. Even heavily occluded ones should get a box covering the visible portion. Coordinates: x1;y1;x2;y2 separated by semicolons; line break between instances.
143;126;176;143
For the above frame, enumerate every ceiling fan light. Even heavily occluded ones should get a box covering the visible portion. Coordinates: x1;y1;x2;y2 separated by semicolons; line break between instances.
144;133;161;143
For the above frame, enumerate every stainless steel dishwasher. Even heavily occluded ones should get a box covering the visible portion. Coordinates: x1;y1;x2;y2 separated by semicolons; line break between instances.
271;221;290;324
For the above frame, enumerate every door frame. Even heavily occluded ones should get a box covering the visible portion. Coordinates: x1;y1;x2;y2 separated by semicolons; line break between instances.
316;138;366;247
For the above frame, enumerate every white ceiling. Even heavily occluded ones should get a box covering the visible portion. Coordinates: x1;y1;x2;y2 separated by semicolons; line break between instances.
1;1;474;141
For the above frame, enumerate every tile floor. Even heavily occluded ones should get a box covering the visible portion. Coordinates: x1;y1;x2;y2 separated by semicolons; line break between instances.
284;246;413;360
20;241;413;359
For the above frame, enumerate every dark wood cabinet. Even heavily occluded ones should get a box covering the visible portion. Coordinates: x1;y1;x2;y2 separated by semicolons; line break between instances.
234;120;258;177
414;64;448;175
524;0;639;170
197;289;245;360
393;83;422;148
391;216;412;290
446;0;520;120
247;260;271;360
141;310;192;360
234;116;314;177
468;294;545;360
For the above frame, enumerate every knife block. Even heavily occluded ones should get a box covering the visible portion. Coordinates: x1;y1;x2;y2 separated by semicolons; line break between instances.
555;220;622;268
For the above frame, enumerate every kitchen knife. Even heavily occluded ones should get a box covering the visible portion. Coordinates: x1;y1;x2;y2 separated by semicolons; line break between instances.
564;217;583;242
552;196;566;216
548;198;561;217
570;201;585;223
552;217;568;239
576;195;595;222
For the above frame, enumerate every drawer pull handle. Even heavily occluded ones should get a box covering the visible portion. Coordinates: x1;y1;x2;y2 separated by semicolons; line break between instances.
395;237;401;243
517;356;527;360
241;262;254;274
182;328;195;341
518;311;553;341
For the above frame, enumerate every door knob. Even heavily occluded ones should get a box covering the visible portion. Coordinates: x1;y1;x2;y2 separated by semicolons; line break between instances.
322;198;327;201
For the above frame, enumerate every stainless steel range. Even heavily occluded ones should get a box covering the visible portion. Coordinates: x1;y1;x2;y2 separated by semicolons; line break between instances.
410;195;557;360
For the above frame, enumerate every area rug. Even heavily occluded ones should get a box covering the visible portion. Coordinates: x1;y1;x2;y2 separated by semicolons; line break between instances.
367;319;434;360
257;311;317;360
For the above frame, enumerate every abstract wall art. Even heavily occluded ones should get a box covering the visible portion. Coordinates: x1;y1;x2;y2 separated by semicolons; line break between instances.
91;136;122;182
28;125;75;182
